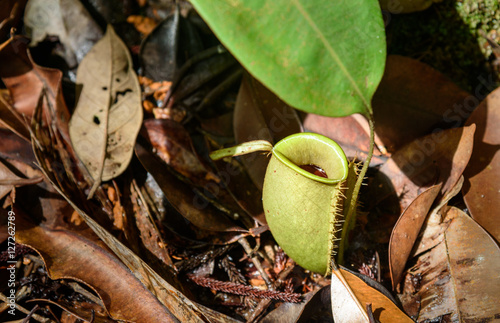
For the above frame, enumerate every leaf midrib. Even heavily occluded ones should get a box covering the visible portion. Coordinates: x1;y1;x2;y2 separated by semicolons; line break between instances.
290;0;371;113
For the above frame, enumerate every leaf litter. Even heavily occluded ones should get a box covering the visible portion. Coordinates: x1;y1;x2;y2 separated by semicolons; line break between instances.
1;1;500;322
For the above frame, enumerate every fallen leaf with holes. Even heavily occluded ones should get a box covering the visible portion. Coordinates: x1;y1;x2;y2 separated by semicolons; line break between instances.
400;207;500;322
69;25;142;197
463;86;500;243
388;184;441;290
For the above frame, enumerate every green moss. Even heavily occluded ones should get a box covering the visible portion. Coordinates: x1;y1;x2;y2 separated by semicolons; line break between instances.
456;0;500;56
387;0;499;93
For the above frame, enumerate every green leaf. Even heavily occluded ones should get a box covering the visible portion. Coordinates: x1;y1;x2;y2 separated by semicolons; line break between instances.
189;0;386;117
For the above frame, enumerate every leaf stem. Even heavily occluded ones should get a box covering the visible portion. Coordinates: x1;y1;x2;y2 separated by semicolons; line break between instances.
337;114;375;265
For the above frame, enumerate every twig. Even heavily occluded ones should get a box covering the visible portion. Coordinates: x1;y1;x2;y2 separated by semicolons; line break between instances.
66;282;104;307
375;251;381;283
238;237;272;288
0;293;53;323
21;304;39;323
245;263;296;323
176;245;232;272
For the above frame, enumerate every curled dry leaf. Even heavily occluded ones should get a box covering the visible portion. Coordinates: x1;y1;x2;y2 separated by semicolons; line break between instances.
0;35;72;141
129;180;173;267
388;184;441;291
0;0;27;41
0;159;43;200
260;287;322;323
24;0;102;66
372;55;472;153
331;268;412;323
140;8;203;82
69;25;143;197
0;90;30;141
401;207;500;322
135;138;246;233
233;75;302;189
463;86;500;243
142;118;209;181
375;125;475;212
411;176;464;257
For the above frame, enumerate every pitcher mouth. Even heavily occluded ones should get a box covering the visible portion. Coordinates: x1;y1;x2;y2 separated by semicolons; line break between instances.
272;133;348;185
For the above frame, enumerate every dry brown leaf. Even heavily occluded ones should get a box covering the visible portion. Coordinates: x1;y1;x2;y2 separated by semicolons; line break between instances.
0;159;43;200
411;176;464;257
389;184;442;291
0;89;30;141
376;125;475;212
142;118;209;181
372;55;472;152
0;35;72;142
129;180;173;267
338;269;413;323
24;0;102;66
69;25;142;197
331;268;370;323
463;86;500;243
12;207;175;322
401;207;500;322
302;113;385;165
135;138;246;233
233;75;302;189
